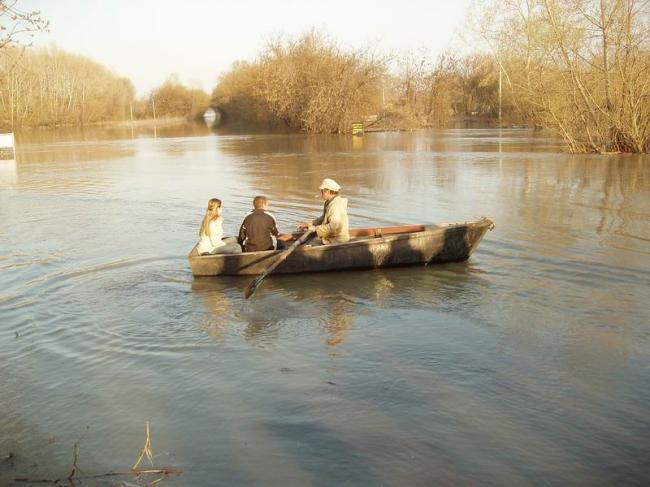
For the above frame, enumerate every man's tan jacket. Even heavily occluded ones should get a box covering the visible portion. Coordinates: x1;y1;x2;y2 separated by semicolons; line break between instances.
313;196;350;244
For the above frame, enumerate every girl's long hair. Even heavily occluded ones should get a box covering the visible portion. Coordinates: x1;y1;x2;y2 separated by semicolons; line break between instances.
199;198;222;238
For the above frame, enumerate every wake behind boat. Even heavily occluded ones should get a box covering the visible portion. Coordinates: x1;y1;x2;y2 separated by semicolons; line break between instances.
188;217;494;277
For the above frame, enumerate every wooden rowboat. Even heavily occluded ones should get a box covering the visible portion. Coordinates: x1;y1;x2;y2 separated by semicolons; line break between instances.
188;217;494;277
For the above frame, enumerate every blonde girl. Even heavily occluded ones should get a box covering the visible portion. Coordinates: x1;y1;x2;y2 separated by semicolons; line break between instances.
196;198;242;255
197;198;226;255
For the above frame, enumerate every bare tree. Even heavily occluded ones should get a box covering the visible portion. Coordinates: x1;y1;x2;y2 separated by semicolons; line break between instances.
0;0;48;50
475;0;650;153
0;46;137;129
148;74;210;119
212;31;386;133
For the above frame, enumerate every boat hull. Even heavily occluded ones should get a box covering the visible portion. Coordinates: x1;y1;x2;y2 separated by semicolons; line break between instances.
188;218;493;277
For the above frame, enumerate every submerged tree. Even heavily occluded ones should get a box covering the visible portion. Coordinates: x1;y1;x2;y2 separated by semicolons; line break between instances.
377;51;513;129
147;74;210;120
211;60;272;126
259;32;386;133
212;31;386;133
212;34;517;133
475;0;650;153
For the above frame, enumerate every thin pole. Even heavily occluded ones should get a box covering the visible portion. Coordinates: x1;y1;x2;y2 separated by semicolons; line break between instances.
129;102;134;138
498;65;502;124
152;96;157;138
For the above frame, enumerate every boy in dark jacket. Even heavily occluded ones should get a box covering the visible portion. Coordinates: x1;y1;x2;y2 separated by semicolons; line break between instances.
238;196;280;252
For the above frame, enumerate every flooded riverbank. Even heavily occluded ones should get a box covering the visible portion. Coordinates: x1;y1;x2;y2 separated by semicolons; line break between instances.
1;126;649;485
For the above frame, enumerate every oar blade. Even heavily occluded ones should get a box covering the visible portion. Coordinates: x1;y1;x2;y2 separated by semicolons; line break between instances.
242;230;313;300
243;277;260;299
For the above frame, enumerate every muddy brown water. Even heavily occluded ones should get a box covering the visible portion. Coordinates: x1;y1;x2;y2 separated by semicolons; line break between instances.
1;124;649;485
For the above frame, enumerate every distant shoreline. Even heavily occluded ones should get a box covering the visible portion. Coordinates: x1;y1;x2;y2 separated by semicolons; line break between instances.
1;117;192;133
97;117;189;129
6;116;536;136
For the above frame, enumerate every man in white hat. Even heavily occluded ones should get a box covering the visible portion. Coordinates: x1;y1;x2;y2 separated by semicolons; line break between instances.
298;178;350;244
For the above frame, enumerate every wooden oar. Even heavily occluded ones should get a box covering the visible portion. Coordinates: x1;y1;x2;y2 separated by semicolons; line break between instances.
243;230;314;299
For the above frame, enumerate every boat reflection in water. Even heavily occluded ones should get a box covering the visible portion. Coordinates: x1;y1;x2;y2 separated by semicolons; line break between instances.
190;255;484;356
190;215;493;356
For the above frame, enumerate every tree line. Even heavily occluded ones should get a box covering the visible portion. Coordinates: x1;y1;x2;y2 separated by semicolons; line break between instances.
2;0;647;152
211;33;510;134
0;0;211;132
0;46;211;129
212;0;649;153
475;0;650;153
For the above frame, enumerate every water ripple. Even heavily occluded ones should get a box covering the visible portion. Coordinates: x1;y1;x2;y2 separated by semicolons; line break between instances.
2;128;650;486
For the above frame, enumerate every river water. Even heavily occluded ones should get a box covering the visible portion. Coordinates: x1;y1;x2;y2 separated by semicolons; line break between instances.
1;124;649;485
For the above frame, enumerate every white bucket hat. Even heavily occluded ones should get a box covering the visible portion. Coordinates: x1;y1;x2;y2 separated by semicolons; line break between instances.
319;178;341;192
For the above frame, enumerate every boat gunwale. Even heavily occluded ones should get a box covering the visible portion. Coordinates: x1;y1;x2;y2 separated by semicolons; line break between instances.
188;219;492;262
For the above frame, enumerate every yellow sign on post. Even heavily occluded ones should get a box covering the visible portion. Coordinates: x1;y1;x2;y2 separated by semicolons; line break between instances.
351;122;363;135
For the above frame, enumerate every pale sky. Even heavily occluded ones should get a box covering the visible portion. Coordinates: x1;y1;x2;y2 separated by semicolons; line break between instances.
22;0;470;96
